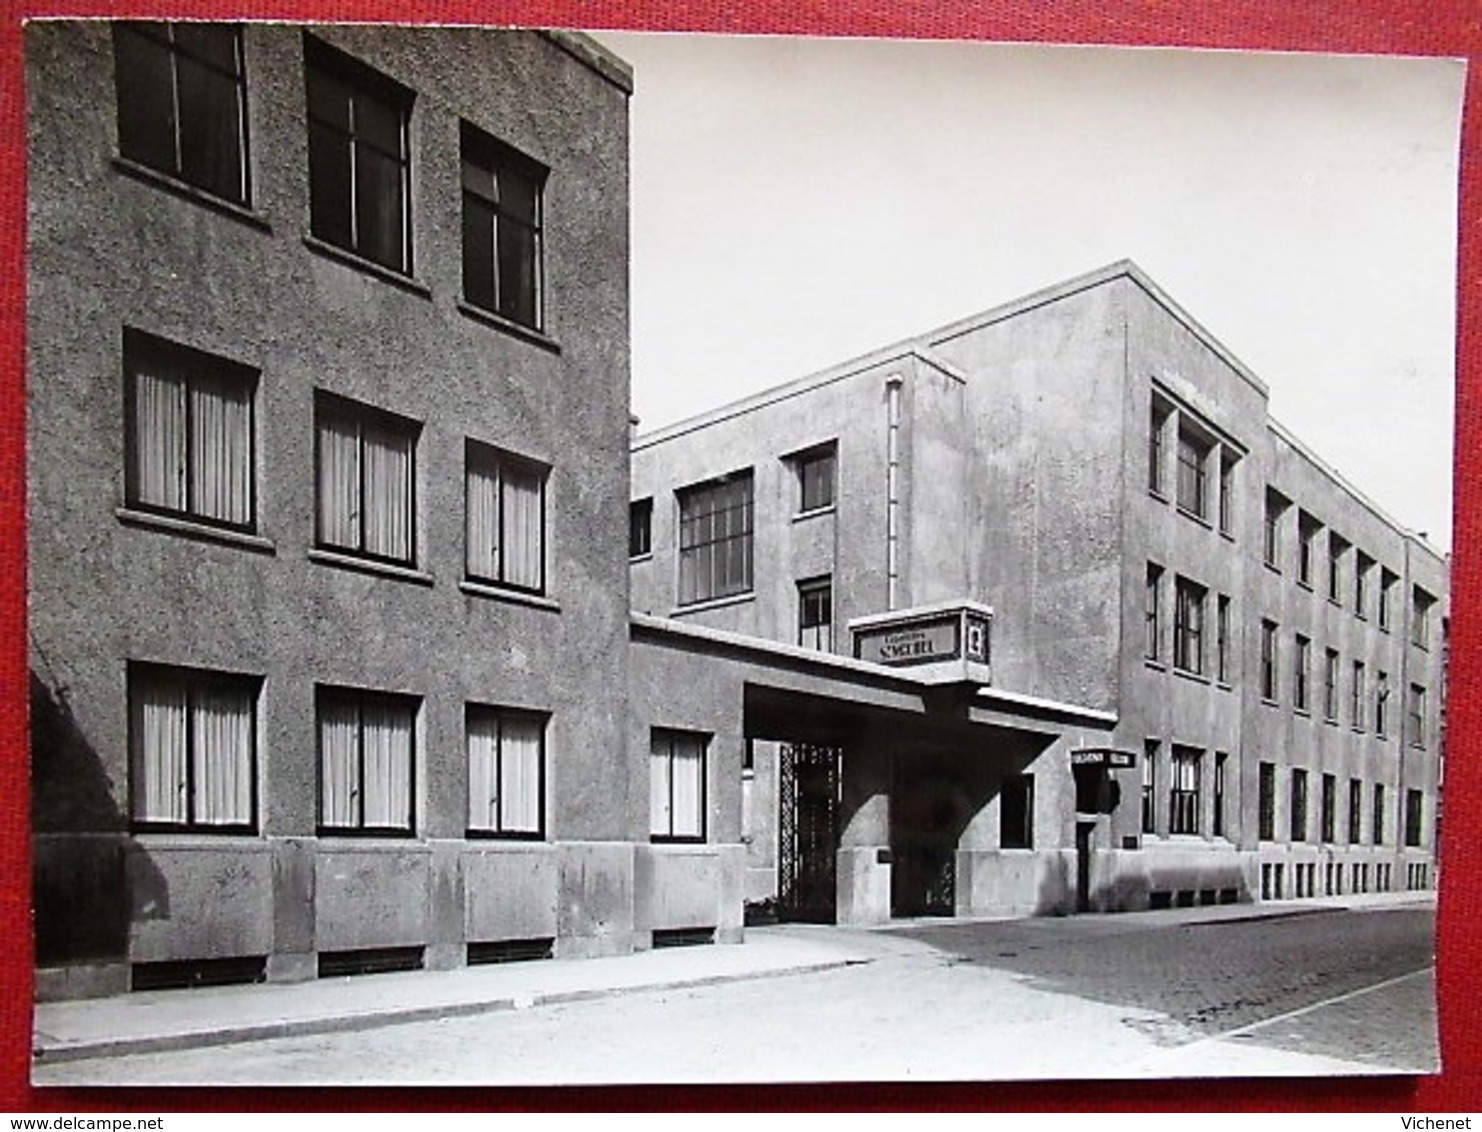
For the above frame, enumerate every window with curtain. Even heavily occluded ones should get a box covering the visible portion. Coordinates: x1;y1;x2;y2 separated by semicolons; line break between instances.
461;120;546;330
797;577;832;652
650;729;707;842
305;35;413;273
125;330;256;531
129;663;258;831
317;686;416;834
677;472;753;605
113;22;250;205
315;393;418;565
465;440;548;593
1169;747;1201;835
466;706;545;837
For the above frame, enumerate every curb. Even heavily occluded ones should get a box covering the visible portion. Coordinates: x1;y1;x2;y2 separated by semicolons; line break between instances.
33;956;862;1066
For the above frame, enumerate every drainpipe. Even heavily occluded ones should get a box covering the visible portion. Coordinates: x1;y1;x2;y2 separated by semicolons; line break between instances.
886;373;904;611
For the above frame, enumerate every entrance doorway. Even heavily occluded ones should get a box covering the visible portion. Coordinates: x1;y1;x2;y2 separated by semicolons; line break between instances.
1075;821;1095;912
777;743;842;922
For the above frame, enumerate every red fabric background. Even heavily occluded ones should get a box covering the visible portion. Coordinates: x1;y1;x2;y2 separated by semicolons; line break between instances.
1;0;1477;1112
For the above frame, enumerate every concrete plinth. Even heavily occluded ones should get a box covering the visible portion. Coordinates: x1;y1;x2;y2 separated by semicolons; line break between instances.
836;846;891;926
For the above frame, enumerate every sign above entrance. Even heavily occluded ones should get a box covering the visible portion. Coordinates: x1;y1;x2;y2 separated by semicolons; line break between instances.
847;600;992;687
856;617;960;666
1070;747;1137;769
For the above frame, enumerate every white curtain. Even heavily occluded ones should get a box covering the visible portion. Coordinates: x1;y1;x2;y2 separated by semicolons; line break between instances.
363;423;412;560
318;415;361;550
189;374;252;525
500;715;542;833
192;683;253;824
134;370;187;512
135;681;188;823
671;734;705;839
361;700;411;828
319;699;359;827
466;460;500;581
502;466;543;589
649;734;672;837
467;712;500;830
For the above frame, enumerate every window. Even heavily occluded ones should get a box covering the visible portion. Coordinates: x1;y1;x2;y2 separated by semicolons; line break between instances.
1290;769;1308;842
1213;595;1231;684
305;36;412;273
1218;452;1236;535
1355;552;1372;618
1297;512;1320;588
317;686;416;834
1412;587;1435;649
1148;400;1169;495
1321;773;1336;843
1351;660;1365;730
1145;564;1164;662
1405;789;1424;848
1213;752;1228;838
1000;774;1034;849
1260;620;1278;701
461;121;545;329
1173;577;1206;675
124;329;256;531
650;729;706;842
1258;761;1276;841
1407;683;1427;749
1263;489;1287;569
315;393;418;566
1379;569;1397;631
1373;783;1385;845
678;472;754;605
1323;648;1340;723
1293;634;1310;711
629;498;652;559
466;706;544;837
129;663;257;831
1327;533;1347;603
1142;741;1159;834
1348;778;1363;844
1169;747;1200;835
797;577;833;652
795;444;837;513
465;440;547;592
113;22;249;204
1376;671;1390;737
1176;428;1210;518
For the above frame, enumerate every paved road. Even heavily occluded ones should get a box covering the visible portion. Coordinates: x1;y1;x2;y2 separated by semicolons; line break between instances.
34;906;1436;1085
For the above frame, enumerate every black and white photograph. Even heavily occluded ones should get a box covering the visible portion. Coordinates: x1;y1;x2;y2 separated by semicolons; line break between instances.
25;21;1460;1084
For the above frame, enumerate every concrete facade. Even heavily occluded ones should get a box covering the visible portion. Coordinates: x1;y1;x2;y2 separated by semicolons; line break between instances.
631;262;1448;919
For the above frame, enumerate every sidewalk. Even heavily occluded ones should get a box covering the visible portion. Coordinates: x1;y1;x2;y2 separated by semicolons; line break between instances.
32;890;1434;1068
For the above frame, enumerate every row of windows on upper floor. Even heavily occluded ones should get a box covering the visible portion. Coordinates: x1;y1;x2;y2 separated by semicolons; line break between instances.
629;445;837;607
1148;396;1239;536
1261;488;1438;648
121;327;551;597
111;23;548;337
1253;761;1426;849
129;660;710;843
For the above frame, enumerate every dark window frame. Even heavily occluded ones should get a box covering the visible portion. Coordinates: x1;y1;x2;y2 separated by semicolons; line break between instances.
1175;427;1210;520
650;728;709;844
1258;761;1276;841
797;575;833;652
794;443;837;514
464;438;550;596
1260;620;1278;702
1405;789;1424;848
314;684;418;837
314;391;421;568
1001;774;1035;849
460;119;547;331
1145;564;1164;662
1321;773;1336;843
1348;778;1363;844
1323;647;1340;723
1173;576;1206;676
464;703;547;840
629;497;653;559
1168;746;1201;836
1293;633;1310;711
1290;768;1308;842
677;471;754;606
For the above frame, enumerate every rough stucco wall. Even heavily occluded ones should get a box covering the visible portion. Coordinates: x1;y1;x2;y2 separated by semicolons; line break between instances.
27;22;633;966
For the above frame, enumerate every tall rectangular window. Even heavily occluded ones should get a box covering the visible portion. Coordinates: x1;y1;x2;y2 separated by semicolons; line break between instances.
465;440;547;593
1169;747;1200;835
650;729;707;842
1290;768;1308;842
797;577;833;652
1351;660;1366;730
1258;761;1276;841
461;121;545;330
1376;671;1390;737
1145;564;1164;662
1298;513;1319;587
1260;620;1278;701
305;36;412;273
1173;577;1205;675
1321;773;1336;843
1263;489;1286;569
1142;740;1159;835
1412;587;1434;649
1213;752;1228;838
1354;552;1372;618
1407;683;1427;749
125;329;256;531
315;393;418;566
1001;774;1034;849
1216;595;1231;684
629;498;652;559
1405;789;1424;848
1176;429;1209;518
1373;783;1386;845
317;686;416;834
1148;401;1168;495
795;444;837;513
1323;648;1340;723
1327;533;1347;603
1348;778;1363;844
1379;569;1397;631
129;663;257;831
113;22;249;205
466;705;544;838
677;472;753;606
1293;634;1310;711
1217;452;1235;535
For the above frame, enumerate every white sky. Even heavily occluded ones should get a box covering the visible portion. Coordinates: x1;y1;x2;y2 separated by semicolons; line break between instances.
595;32;1464;550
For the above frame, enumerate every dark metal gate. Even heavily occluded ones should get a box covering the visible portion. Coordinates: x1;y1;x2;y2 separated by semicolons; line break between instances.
777;742;842;922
